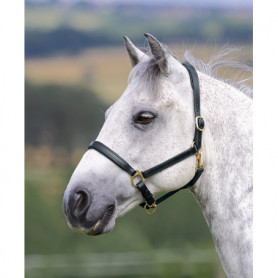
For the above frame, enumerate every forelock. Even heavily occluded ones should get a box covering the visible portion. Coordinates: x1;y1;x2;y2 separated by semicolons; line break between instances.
128;58;164;91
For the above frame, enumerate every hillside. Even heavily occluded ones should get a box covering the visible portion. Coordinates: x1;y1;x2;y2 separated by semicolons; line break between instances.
25;1;252;57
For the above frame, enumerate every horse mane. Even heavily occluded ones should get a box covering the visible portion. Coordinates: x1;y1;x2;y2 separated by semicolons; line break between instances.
130;45;253;98
182;47;253;98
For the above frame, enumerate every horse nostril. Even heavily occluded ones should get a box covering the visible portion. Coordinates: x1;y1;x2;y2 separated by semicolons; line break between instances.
72;189;91;218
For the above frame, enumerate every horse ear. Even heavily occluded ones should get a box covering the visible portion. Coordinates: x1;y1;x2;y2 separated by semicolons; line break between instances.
144;33;169;75
123;36;148;67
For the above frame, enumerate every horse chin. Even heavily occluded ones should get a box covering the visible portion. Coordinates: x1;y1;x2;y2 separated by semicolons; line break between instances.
86;200;138;235
86;206;116;236
86;219;115;236
117;199;140;217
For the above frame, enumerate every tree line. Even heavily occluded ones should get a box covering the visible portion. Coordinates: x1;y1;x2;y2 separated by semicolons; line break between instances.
25;82;106;150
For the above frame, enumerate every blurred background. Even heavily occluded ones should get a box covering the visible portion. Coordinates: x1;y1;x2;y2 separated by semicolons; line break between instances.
25;0;252;277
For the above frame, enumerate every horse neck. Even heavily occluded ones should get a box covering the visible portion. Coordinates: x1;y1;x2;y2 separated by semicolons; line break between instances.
191;72;253;277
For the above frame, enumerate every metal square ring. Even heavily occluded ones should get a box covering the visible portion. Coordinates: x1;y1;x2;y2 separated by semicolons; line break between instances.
130;170;145;187
196;116;205;131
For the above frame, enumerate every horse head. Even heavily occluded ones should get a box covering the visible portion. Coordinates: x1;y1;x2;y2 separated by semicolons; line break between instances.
63;34;199;235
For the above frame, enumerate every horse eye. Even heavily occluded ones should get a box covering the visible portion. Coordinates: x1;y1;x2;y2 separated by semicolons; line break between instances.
134;112;155;125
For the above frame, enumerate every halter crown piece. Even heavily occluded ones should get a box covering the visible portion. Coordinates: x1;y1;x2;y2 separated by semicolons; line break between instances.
88;62;205;215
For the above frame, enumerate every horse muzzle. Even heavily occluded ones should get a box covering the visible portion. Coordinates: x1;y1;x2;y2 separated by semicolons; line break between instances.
63;186;116;235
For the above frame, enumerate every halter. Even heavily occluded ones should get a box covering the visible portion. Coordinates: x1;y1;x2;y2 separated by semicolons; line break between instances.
88;62;205;215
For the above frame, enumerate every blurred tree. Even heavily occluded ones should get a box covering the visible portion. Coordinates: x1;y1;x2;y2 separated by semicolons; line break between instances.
25;82;107;150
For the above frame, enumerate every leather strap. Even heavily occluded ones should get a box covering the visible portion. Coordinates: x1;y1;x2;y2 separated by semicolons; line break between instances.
182;62;205;150
89;140;155;205
136;181;156;206
142;146;196;178
88;141;137;176
139;167;204;207
89;140;202;207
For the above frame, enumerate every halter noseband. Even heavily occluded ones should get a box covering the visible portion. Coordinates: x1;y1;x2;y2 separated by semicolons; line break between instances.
88;62;205;215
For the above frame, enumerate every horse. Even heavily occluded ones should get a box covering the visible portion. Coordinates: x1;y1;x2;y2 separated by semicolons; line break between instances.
63;34;253;278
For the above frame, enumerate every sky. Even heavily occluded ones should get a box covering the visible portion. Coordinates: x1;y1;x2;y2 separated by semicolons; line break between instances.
28;0;253;8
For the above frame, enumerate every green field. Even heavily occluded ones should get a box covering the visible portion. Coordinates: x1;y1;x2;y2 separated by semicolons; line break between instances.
25;44;252;104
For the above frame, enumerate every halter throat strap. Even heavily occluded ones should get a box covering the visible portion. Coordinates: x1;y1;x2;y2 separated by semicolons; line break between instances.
88;62;205;214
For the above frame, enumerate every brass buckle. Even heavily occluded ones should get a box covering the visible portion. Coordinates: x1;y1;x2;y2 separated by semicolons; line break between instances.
144;202;157;215
195;150;204;172
196;116;205;131
130;170;145;188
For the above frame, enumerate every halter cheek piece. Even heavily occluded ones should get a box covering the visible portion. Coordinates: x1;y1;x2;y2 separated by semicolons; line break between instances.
88;62;205;215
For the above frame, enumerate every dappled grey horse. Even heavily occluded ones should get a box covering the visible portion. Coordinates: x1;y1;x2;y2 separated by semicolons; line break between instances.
63;34;252;278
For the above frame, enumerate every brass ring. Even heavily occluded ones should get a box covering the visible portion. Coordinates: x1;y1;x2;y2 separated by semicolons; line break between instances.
130;170;145;187
144;202;157;215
